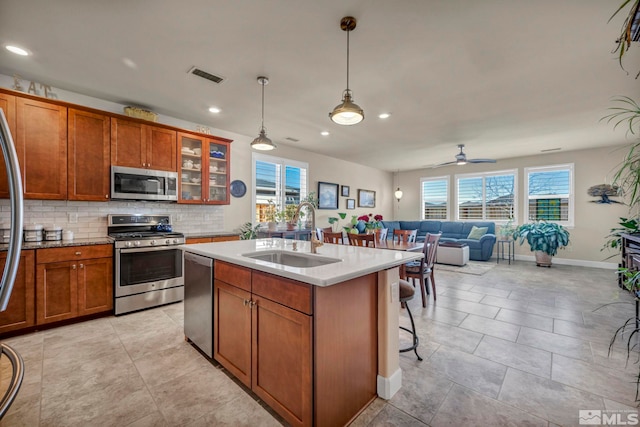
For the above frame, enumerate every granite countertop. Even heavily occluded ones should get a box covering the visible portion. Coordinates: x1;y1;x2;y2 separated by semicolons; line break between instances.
181;238;423;287
0;237;114;251
184;231;239;239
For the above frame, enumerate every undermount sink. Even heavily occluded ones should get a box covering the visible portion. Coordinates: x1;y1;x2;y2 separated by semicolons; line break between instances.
242;250;341;268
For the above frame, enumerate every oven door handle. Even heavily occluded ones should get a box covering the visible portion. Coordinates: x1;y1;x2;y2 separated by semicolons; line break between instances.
118;245;181;254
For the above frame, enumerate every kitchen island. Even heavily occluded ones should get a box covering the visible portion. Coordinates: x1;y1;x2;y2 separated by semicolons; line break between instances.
181;238;422;427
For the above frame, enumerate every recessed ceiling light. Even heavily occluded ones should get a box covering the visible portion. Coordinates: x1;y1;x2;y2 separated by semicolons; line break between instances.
208;107;221;114
122;57;138;69
320;131;330;136
5;45;29;56
378;113;391;119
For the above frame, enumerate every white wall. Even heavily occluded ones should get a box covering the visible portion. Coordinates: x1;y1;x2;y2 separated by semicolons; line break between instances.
397;145;631;265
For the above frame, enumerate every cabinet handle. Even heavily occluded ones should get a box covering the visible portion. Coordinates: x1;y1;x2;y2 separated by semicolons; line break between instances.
249;300;256;308
243;299;249;307
75;251;81;256
72;264;76;270
105;194;109;199
79;264;84;269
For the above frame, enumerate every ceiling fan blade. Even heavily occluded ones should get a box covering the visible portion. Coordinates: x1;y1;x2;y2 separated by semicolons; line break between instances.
468;159;497;163
430;161;457;168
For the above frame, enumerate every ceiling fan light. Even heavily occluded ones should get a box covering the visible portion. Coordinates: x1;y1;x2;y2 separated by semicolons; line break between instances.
250;128;276;151
329;91;364;125
456;159;467;166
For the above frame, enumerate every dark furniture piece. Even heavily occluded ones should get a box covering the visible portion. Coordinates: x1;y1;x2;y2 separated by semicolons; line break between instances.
405;233;442;306
398;280;422;361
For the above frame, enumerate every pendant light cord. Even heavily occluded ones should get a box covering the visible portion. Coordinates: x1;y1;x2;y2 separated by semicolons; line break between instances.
346;29;350;92
261;80;265;131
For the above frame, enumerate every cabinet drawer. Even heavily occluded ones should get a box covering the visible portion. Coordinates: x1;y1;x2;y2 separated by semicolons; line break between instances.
37;244;113;264
252;271;313;315
214;260;251;292
211;236;239;242
186;237;212;244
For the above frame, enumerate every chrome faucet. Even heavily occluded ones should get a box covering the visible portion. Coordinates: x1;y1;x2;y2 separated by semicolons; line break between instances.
291;202;323;254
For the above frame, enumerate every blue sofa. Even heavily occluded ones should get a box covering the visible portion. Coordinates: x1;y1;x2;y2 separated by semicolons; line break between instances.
380;220;496;261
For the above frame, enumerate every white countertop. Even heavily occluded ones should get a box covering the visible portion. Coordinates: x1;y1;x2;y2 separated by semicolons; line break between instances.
180;238;423;287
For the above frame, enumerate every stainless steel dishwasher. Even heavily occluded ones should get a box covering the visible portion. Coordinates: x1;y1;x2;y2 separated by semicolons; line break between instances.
184;252;214;358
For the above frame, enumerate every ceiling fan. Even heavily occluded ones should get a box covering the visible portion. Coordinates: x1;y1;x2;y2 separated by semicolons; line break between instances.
432;144;497;167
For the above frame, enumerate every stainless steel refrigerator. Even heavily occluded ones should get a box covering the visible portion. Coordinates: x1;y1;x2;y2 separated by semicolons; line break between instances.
0;108;25;418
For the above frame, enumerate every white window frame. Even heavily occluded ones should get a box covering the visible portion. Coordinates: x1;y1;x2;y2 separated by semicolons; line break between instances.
420;176;450;220
524;163;574;227
454;169;518;223
252;152;309;225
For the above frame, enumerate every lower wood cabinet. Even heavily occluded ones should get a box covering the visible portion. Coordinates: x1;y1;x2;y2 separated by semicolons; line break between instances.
214;261;312;427
36;244;113;325
0;250;35;334
211;259;378;427
186;235;239;244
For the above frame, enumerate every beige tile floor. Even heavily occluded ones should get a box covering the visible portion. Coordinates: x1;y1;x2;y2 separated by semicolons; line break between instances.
0;260;638;426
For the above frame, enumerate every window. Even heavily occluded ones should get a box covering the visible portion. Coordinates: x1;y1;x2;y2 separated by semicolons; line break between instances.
252;153;309;223
455;170;517;221
525;164;573;226
420;177;449;219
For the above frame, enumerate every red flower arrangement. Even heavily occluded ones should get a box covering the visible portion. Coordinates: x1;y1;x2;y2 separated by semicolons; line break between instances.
358;213;383;230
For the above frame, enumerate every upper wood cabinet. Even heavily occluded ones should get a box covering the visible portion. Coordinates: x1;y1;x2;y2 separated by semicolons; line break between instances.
0;95;67;199
178;132;231;204
111;118;177;171
17;97;68;199
0;93;16;197
68;108;111;201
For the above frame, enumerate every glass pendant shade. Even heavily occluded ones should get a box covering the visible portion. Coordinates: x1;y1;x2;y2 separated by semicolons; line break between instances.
330;91;364;125
395;187;403;202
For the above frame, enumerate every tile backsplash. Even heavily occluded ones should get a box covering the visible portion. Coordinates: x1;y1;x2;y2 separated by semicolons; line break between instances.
0;200;225;238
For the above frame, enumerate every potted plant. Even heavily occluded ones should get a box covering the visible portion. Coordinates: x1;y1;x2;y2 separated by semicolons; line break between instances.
279;204;302;230
300;192;318;228
499;218;517;241
328;212;347;232
264;199;277;230
513;221;570;267
237;222;261;240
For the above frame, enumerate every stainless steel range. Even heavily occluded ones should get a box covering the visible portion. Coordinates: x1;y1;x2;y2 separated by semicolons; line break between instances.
108;214;185;315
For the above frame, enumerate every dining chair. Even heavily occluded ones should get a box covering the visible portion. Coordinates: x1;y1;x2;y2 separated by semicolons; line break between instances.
316;227;333;241
373;228;388;242
393;229;417;243
405;232;442;306
323;231;344;244
347;233;376;248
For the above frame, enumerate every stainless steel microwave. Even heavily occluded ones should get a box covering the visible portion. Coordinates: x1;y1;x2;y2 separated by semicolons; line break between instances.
111;166;178;201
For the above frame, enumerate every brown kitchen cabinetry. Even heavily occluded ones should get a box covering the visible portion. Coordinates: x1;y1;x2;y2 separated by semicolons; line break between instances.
214;261;312;427
185;236;239;244
36;244;113;325
111;117;177;172
0;92;16;198
0;250;35;335
178;132;231;204
2;97;68;200
68;108;111;201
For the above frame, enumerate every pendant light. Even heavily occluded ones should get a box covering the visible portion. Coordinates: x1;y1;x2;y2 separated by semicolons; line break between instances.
251;76;276;151
329;16;364;125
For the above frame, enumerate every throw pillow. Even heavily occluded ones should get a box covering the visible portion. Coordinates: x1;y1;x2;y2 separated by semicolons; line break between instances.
355;220;367;234
467;225;488;240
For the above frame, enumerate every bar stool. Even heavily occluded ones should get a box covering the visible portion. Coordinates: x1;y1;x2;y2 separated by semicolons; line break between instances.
399;279;422;361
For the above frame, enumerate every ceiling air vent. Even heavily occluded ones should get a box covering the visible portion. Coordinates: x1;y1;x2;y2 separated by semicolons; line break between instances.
188;66;225;84
285;137;300;142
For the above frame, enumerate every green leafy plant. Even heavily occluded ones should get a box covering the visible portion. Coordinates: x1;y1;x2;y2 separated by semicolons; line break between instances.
328;212;347;232
609;0;640;78
300;192;318;209
513;221;570;256
237;222;261;240
603;217;640;255
264;199;277;222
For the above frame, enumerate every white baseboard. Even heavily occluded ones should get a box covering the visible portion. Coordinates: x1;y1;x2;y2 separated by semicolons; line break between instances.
377;368;402;399
505;254;619;270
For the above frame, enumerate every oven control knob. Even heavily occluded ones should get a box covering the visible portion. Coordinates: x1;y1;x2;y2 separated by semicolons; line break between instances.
173;239;178;244
134;241;141;247
125;241;133;248
150;240;156;246
165;239;171;245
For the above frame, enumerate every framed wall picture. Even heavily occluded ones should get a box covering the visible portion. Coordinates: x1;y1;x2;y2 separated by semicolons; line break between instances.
341;185;350;197
358;189;376;208
318;181;339;209
346;198;355;209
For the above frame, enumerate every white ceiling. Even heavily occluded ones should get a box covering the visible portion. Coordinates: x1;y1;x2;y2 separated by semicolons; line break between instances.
0;0;638;171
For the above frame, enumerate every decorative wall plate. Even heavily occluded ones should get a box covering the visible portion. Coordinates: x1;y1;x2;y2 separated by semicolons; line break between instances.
230;180;247;198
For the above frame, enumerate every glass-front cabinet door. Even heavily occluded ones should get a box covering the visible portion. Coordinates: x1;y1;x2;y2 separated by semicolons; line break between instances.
178;132;231;205
206;141;229;204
